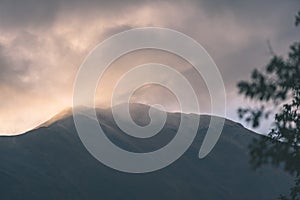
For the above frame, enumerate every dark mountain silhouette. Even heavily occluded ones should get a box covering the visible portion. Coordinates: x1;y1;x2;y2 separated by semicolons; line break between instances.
0;103;294;200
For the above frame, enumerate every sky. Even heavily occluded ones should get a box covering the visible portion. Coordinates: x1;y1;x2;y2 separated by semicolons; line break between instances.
0;0;299;135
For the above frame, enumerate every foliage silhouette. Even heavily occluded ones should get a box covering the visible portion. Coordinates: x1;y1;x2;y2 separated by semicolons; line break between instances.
237;12;300;200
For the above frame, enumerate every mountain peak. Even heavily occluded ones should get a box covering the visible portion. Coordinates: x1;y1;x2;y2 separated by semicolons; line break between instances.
35;107;73;129
0;104;292;200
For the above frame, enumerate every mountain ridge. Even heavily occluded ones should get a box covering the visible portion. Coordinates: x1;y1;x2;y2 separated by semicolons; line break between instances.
34;103;246;135
0;103;293;200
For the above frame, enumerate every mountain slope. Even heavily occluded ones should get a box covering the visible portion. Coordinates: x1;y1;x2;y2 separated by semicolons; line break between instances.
0;104;293;200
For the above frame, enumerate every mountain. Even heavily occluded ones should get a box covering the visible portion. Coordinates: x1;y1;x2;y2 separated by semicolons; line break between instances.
0;103;293;200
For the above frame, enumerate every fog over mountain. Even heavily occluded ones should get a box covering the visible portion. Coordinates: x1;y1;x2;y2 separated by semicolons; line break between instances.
0;103;293;200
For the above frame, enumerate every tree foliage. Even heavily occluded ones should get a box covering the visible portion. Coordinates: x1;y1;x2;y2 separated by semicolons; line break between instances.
237;12;300;200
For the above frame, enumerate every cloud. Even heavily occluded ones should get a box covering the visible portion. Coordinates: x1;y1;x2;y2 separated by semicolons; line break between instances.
0;0;299;134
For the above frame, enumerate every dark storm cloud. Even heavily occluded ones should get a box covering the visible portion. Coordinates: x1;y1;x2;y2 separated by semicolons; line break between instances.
179;0;300;85
0;0;152;30
0;0;58;29
197;0;299;20
1;0;299;30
